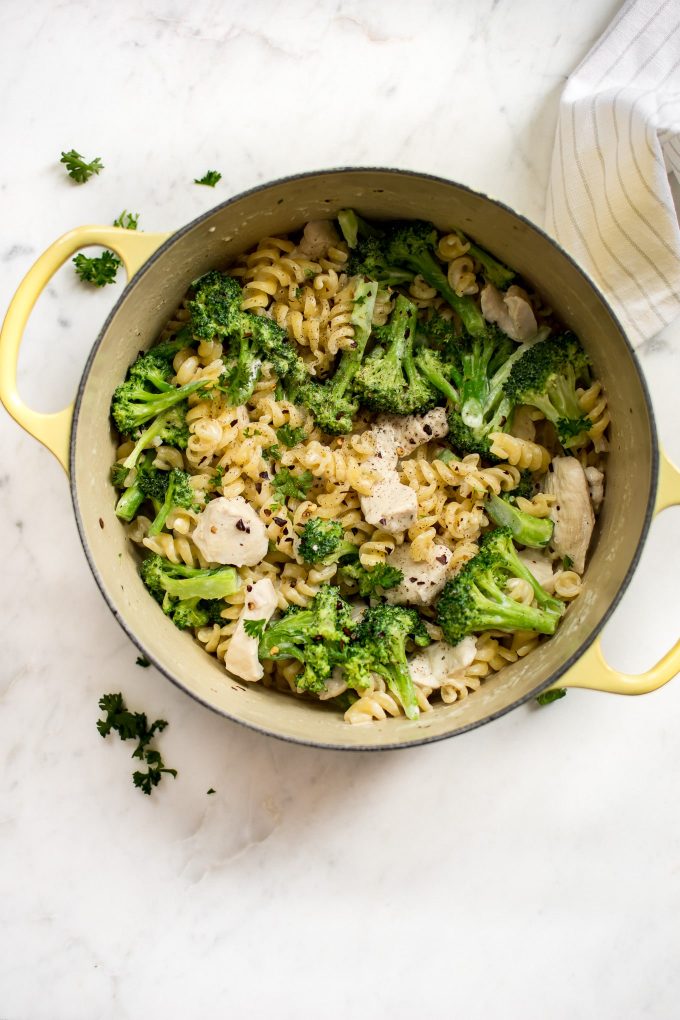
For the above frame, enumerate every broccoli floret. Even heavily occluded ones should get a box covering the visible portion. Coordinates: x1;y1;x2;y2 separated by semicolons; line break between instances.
346;605;431;720
120;405;189;471
111;376;206;437
188;270;308;394
142;468;198;537
338;561;404;597
509;470;535;501
354;294;437;415
416;323;530;458
383;221;488;337
169;597;216;631
453;230;516;290
140;554;240;603
258;587;354;694
112;453;154;522
485;491;554;548
187;271;244;341
110;462;129;489
126;334;192;393
298;518;357;565
216;332;263;406
297;279;378;433
336;209;384;249
505;333;591;447
348;235;414;286
436;527;564;644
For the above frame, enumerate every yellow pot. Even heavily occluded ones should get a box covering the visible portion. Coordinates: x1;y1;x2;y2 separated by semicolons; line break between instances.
2;168;680;749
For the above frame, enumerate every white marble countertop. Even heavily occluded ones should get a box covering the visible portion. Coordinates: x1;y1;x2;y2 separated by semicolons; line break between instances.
2;1;680;1017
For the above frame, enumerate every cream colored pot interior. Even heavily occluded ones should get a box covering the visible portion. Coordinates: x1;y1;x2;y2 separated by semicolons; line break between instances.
73;170;654;748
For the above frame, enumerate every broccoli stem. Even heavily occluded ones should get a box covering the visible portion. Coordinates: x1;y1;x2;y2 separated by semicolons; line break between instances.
115;479;145;521
402;250;486;337
456;232;515;290
474;575;560;634
160;569;240;601
381;661;419;721
486;492;554;549
415;349;460;405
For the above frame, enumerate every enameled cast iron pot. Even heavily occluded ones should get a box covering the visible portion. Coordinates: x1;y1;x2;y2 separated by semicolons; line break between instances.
2;168;680;750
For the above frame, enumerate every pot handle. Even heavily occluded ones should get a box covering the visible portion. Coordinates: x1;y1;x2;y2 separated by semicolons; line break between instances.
0;226;170;474
552;444;680;695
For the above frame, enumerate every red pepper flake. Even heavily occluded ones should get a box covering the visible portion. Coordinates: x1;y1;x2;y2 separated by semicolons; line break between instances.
98;517;104;529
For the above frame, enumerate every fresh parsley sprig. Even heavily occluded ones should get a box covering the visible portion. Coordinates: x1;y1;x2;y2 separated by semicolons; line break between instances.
73;250;121;287
194;170;222;187
272;468;314;502
243;618;266;640
113;210;139;230
60;149;104;183
275;425;307;449
97;692;177;795
536;688;567;706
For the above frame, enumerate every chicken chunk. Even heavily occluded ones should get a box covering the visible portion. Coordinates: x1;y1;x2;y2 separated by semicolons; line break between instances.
481;282;538;342
384;542;454;606
585;466;605;513
192;496;268;567
378;407;449;456
223;578;278;683
543;457;595;574
408;637;478;689
359;410;449;535
518;549;555;593
296;220;341;260
361;477;418;534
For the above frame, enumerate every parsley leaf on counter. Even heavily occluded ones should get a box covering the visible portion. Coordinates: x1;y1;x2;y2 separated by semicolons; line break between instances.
113;210;139;230
272;468;313;502
536;688;567;706
207;788;216;795
135;655;150;668
194;170;222;187
73;250;121;287
60;149;104;183
97;692;177;795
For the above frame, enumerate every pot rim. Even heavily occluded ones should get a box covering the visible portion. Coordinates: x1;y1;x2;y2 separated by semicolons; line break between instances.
68;165;660;751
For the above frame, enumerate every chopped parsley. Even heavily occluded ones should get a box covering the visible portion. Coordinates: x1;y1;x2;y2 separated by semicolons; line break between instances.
207;788;216;795
135;655;150;668
273;468;314;502
265;444;282;462
275;425;307;448
60;149;104;183
73;249;121;286
536;688;567;706
96;692;177;795
194;170;222;187
243;618;266;640
562;555;574;570
113;210;139;230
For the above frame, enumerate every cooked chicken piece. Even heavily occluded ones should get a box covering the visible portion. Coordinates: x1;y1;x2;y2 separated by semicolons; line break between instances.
359;410;449;535
543;457;595;574
585;466;605;513
384;542;454;606
378;407;449;456
408;637;478;689
223;578;278;682
480;282;538;342
192;496;268;567
295;220;341;260
360;476;418;534
518;549;555;593
509;405;537;442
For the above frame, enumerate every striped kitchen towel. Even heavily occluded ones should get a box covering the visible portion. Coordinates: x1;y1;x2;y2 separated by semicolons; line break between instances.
546;0;680;345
